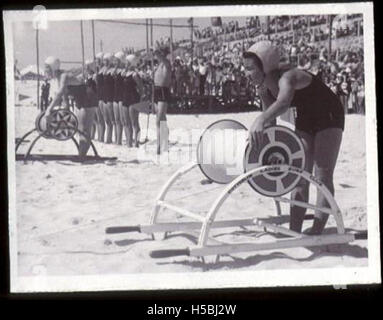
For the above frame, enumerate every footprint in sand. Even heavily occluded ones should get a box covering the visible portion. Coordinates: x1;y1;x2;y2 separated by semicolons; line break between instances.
71;218;81;225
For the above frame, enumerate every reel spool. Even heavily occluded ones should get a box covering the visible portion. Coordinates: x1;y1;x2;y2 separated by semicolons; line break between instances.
35;109;78;141
243;126;306;197
35;111;53;139
197;119;248;184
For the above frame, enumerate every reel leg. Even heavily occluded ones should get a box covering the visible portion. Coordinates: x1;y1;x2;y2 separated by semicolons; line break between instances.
24;133;45;162
15;128;37;152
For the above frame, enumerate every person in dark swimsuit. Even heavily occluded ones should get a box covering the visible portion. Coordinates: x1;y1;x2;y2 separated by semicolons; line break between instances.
112;51;125;145
100;53;115;144
124;54;145;148
94;52;106;142
85;60;98;140
43;56;97;159
153;46;172;155
243;41;344;235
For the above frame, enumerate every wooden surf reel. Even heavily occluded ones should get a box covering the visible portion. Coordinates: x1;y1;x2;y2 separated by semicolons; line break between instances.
196;120;305;197
16;107;101;162
35;109;79;141
106;119;364;261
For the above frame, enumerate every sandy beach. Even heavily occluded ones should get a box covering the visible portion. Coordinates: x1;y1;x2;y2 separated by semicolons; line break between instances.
13;82;368;277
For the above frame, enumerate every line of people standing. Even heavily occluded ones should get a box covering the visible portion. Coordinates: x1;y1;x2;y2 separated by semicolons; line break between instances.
90;51;145;147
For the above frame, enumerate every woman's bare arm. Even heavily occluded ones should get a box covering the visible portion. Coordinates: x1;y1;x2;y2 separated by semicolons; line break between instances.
259;73;296;124
46;73;68;113
257;85;277;126
133;73;144;99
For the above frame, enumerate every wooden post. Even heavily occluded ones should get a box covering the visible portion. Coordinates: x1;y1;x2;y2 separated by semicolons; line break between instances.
80;21;85;80
146;19;149;54
328;15;333;61
291;17;295;43
170;19;173;65
91;20;96;61
266;16;270;40
190;17;194;64
36;28;40;110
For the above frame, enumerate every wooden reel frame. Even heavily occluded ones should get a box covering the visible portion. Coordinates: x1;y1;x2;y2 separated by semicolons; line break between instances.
105;120;364;262
16;108;101;162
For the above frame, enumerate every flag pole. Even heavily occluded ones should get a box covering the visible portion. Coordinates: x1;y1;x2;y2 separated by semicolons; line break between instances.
92;20;96;61
36;27;40;110
80;21;85;80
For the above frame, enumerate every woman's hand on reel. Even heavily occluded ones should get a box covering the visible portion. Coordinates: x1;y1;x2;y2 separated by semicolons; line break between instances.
249;114;266;150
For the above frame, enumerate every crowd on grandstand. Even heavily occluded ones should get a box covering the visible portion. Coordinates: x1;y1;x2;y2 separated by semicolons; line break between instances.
129;14;365;114
28;15;364;115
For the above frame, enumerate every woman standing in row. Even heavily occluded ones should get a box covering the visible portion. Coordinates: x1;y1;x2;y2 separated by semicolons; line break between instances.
112;51;126;145
100;53;115;144
124;54;145;148
94;52;105;142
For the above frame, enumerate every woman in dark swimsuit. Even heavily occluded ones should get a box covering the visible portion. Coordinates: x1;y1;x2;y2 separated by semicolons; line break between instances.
126;55;145;148
43;56;97;158
243;41;344;235
101;53;115;144
112;51;125;145
94;52;106;142
120;55;135;147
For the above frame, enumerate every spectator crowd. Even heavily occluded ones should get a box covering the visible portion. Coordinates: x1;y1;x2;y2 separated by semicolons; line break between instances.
148;14;365;114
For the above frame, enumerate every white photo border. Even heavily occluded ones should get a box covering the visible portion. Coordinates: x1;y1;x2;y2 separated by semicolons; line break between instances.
3;1;380;292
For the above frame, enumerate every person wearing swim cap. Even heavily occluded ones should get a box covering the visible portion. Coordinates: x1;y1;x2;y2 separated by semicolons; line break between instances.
94;52;106;142
122;54;145;148
153;46;171;155
112;51;125;145
85;59;98;140
43;56;98;159
100;52;115;144
243;41;344;235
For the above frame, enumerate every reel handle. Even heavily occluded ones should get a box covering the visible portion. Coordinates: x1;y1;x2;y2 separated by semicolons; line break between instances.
105;225;141;234
354;231;367;240
150;248;190;258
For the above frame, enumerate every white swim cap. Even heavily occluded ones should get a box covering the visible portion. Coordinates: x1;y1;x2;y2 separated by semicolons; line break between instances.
126;54;138;66
85;59;93;66
114;51;125;61
103;52;113;60
44;56;60;72
244;41;280;74
96;52;104;59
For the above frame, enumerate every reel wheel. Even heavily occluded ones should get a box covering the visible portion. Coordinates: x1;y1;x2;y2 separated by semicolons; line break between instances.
196;119;248;184
35;109;78;141
243;126;306;197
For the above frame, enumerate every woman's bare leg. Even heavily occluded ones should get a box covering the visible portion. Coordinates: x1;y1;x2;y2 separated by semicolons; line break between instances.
155;101;168;155
310;128;343;234
129;105;141;147
96;100;105;142
120;104;133;147
76;107;97;158
102;101;114;144
289;129;315;233
113;101;123;145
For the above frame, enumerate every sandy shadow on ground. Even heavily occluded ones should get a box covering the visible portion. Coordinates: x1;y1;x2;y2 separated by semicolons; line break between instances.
113;238;153;247
155;227;368;271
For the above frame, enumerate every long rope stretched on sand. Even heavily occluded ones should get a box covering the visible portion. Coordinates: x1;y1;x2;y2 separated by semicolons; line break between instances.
19;184;224;243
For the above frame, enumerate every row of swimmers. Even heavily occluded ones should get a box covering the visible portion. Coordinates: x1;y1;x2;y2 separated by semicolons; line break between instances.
43;47;173;157
90;51;145;147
